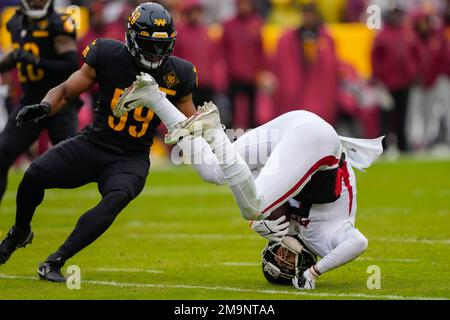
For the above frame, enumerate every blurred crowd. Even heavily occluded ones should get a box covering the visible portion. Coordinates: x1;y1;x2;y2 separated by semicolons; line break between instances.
1;0;450;158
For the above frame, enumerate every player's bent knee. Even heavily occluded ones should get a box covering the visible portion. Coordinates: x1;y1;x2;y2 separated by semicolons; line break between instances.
358;234;369;253
103;190;131;207
196;167;223;185
351;230;369;254
21;165;45;189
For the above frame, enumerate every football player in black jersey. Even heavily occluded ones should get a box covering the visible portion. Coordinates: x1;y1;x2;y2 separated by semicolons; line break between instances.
0;0;80;204
0;2;198;282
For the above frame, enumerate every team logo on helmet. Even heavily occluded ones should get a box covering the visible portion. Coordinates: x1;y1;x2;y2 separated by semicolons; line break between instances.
153;19;167;27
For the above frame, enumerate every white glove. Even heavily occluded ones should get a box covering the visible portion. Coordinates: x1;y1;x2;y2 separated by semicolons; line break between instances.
250;216;290;242
113;72;166;117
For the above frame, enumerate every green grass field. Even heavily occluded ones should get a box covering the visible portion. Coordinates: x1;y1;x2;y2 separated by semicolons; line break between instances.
0;158;449;300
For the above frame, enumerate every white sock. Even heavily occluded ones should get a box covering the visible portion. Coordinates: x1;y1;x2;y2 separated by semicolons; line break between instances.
177;136;225;185
204;127;264;220
150;95;187;131
146;95;227;184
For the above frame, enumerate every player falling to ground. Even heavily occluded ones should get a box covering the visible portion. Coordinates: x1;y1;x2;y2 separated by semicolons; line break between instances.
0;2;198;282
0;0;80;205
114;73;384;289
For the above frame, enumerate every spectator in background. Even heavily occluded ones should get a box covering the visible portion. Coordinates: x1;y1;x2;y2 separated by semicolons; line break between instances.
371;5;417;152
174;0;221;106
101;0;130;40
266;0;302;28
442;0;450;145
255;0;272;19
344;0;369;22
77;0;131;49
444;0;450;77
407;9;448;150
202;0;235;24
78;2;107;53
222;0;266;129
272;2;339;125
336;61;380;138
314;0;346;23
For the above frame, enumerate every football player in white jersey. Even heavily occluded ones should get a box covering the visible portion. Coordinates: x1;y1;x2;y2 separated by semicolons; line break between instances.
114;73;384;289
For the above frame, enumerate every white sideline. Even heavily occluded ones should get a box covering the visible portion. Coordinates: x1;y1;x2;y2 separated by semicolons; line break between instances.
0;273;446;300
128;233;450;245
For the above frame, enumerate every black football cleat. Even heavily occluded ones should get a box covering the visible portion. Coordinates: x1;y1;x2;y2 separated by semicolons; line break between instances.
0;226;34;265
37;261;66;283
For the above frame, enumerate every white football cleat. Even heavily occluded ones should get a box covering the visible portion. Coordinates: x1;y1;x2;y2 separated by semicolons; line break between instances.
292;274;316;290
113;72;163;117
164;101;222;145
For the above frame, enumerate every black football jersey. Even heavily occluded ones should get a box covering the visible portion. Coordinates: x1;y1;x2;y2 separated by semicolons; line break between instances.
81;38;197;154
7;10;77;105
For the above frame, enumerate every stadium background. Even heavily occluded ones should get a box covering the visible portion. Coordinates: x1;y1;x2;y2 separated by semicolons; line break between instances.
1;0;450;163
0;0;449;300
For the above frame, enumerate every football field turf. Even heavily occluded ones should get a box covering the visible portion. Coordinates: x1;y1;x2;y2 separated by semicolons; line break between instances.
0;158;449;300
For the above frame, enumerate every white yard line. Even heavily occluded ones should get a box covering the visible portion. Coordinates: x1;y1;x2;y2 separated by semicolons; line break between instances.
92;268;163;274
372;237;450;245
0;273;446;300
201;258;418;268
3;185;230;201
127;233;254;240
362;207;412;214
221;262;260;267
356;257;419;263
128;233;450;244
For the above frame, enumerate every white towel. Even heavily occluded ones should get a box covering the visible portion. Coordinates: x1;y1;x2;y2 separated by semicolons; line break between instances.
339;136;385;172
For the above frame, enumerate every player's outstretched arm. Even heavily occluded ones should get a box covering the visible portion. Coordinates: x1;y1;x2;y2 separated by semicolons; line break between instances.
16;63;96;126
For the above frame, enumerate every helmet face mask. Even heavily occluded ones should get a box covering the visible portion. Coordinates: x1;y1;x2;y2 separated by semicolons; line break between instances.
21;0;53;20
262;236;317;285
126;3;177;70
